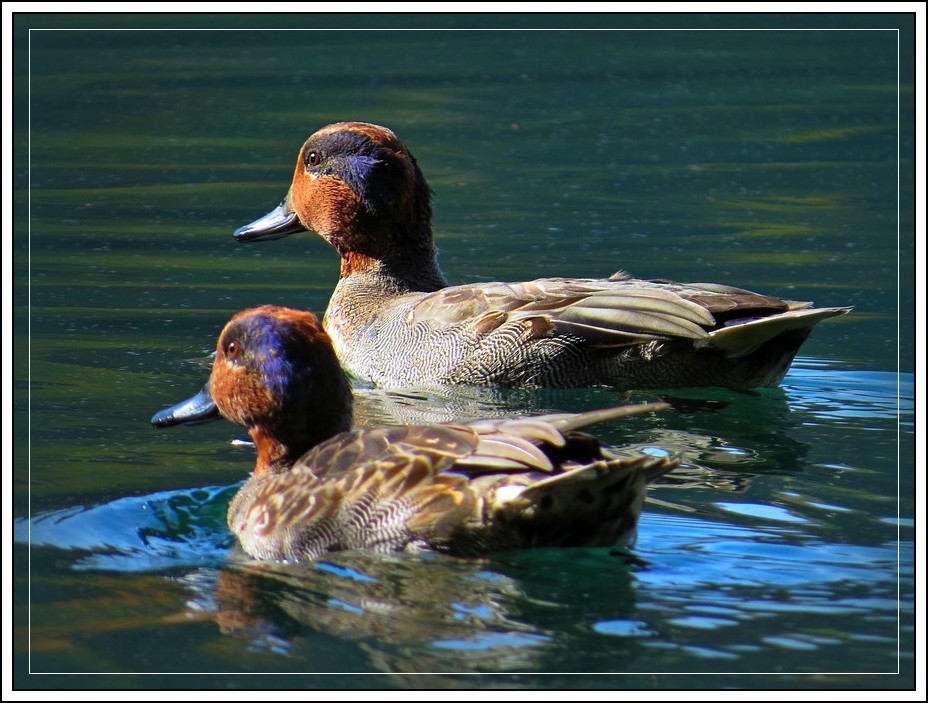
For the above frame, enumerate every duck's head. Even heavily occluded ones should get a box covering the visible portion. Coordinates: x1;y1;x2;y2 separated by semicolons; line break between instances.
209;305;354;474
234;122;437;278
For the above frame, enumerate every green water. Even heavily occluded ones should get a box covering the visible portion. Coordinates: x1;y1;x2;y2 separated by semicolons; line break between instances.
12;14;915;690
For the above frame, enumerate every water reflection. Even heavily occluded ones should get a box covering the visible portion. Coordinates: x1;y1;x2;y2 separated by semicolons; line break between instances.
784;365;913;426
344;383;544;428
179;553;564;675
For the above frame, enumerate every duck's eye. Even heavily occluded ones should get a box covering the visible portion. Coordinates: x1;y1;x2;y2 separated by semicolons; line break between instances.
226;340;239;359
306;151;322;168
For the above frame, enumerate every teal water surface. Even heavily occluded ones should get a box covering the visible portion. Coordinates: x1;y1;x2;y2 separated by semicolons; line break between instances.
12;14;915;690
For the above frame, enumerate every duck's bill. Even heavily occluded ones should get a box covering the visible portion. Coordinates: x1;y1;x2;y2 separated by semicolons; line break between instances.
151;382;221;428
234;195;308;242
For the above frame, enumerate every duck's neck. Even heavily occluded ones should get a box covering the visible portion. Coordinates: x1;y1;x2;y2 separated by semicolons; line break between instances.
248;405;353;476
339;250;448;295
333;213;449;295
250;426;304;475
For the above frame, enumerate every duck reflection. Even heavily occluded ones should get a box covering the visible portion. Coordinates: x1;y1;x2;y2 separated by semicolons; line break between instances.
349;384;543;429
178;550;597;676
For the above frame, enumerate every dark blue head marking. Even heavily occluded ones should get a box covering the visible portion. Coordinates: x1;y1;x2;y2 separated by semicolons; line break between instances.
227;312;327;407
305;131;405;217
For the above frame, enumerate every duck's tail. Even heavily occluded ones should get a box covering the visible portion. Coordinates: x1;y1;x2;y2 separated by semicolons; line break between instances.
489;449;678;550
703;305;852;359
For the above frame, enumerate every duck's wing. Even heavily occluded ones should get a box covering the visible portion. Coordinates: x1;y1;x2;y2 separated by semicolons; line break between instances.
288;412;567;480
292;423;480;480
405;277;713;345
403;275;850;349
295;401;671;479
448;401;672;473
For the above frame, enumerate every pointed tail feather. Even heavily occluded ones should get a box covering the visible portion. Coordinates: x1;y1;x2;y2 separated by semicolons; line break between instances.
531;402;671;435
703;306;851;358
518;452;677;498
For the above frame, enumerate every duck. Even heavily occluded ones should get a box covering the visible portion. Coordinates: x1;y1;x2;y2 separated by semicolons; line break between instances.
154;305;677;561
233;121;851;391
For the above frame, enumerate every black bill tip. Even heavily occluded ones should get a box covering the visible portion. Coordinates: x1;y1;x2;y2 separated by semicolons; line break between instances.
151;382;221;428
233;200;307;243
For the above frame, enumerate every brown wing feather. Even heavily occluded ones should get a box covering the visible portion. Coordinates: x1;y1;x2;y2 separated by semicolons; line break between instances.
400;274;838;349
402;276;803;349
295;424;480;479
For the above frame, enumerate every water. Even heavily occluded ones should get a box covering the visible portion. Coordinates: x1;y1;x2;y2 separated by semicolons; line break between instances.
12;15;915;690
